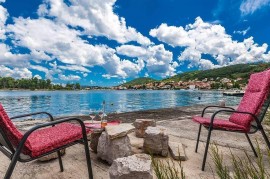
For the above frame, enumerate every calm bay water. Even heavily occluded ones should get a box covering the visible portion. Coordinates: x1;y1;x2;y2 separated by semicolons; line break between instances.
0;90;241;119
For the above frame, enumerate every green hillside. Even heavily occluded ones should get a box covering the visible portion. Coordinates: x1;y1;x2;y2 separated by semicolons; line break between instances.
162;63;270;83
122;77;157;87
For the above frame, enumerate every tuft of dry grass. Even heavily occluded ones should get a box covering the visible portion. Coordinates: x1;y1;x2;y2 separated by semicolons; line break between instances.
151;148;185;179
211;141;270;179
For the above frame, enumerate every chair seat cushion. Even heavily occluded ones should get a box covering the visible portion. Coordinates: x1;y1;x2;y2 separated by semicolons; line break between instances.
193;116;247;132
26;123;86;157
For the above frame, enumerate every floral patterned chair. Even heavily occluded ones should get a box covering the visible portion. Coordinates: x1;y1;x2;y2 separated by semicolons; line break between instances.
193;69;270;171
0;104;93;179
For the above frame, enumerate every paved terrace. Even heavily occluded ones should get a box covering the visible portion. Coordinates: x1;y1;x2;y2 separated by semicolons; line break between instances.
1;105;269;178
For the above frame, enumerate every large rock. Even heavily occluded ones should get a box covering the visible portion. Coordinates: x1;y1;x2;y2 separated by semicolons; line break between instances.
109;154;153;179
143;127;169;157
168;141;187;161
128;132;144;154
38;149;65;162
133;119;156;138
97;131;132;164
105;124;135;140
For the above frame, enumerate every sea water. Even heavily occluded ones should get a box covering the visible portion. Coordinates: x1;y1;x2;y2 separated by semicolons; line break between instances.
0;90;241;119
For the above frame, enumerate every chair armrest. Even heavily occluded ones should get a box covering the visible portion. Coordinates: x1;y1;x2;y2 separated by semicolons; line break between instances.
201;105;235;117
209;109;260;128
10;112;54;121
14;117;87;157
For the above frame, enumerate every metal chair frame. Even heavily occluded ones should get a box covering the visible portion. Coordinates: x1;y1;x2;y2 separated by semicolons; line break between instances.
0;112;93;179
195;102;270;171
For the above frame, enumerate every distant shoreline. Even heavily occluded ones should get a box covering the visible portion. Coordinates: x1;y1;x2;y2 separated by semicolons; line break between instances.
0;88;226;92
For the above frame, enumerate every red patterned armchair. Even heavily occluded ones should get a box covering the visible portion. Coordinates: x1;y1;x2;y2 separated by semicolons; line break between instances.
0;104;93;179
193;69;270;171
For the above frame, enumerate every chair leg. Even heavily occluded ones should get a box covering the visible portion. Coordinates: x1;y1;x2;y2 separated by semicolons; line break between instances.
245;133;258;157
57;151;64;172
260;127;270;149
202;128;212;171
4;154;19;179
195;124;202;153
82;132;93;179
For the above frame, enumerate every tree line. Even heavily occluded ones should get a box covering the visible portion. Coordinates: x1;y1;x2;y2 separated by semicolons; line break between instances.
0;77;81;90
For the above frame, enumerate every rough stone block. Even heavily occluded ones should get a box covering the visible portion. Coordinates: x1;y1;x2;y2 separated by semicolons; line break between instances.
109;154;153;179
97;131;132;164
143;127;169;157
133;119;156;138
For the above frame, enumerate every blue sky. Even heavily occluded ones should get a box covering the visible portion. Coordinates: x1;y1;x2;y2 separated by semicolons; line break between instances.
0;0;270;86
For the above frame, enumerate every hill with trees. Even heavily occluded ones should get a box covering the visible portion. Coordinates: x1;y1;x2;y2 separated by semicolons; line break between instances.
122;77;157;87
162;63;270;83
120;62;270;90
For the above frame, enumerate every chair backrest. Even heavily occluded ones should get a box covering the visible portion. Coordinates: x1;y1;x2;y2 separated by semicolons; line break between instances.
229;69;270;131
0;104;24;157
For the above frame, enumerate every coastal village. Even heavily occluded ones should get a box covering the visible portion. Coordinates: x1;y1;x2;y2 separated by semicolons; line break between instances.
113;77;245;90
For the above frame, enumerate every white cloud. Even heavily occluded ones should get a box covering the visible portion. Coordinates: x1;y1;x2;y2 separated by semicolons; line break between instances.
0;44;30;67
0;5;8;39
101;49;145;79
7;17;146;79
33;74;42;79
7;18;107;66
0;65;32;79
150;17;270;70
233;27;250;36
59;74;81;81
117;44;177;77
38;0;151;45
240;0;270;15
116;45;148;57
58;65;91;73
89;80;95;85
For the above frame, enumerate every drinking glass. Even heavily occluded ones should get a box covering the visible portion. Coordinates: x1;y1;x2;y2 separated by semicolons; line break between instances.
89;110;96;123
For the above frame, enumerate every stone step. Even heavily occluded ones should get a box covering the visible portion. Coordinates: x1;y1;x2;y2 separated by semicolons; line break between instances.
168;141;187;161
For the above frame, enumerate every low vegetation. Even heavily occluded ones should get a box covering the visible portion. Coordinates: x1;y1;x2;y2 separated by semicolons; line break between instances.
151;156;185;179
162;63;270;82
0;77;81;90
122;77;156;87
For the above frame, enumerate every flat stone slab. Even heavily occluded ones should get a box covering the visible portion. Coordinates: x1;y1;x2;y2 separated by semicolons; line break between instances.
105;123;135;139
109;154;153;179
168;141;186;161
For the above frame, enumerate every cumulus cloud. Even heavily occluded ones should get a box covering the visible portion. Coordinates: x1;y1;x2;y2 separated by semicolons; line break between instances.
0;5;8;39
7;17;145;79
150;17;270;69
240;0;270;15
58;65;91;73
59;74;81;81
101;48;145;78
117;44;177;77
0;65;32;79
37;0;151;45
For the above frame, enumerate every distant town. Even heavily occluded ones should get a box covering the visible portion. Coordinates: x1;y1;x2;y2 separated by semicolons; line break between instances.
113;77;245;90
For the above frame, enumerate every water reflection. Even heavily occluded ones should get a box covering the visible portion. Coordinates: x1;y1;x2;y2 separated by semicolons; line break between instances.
0;90;241;118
